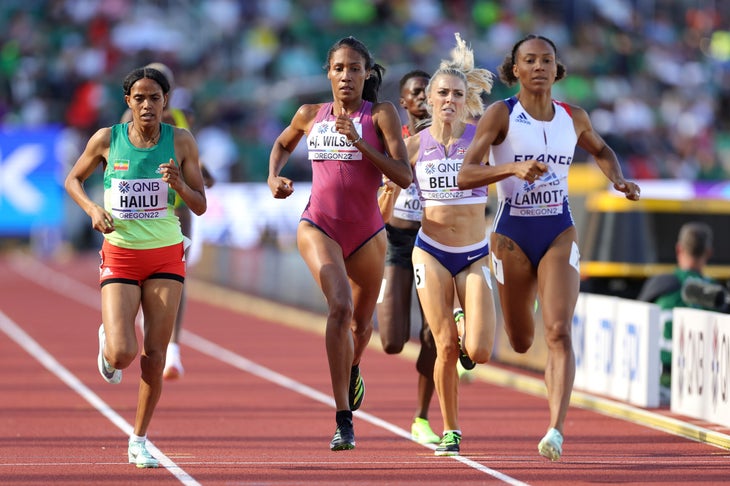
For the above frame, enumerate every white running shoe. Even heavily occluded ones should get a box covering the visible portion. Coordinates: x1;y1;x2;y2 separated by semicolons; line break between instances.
128;439;159;468
97;324;121;384
538;427;563;461
163;343;184;380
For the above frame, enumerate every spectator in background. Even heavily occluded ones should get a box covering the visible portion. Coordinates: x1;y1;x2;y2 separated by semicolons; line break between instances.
637;222;715;403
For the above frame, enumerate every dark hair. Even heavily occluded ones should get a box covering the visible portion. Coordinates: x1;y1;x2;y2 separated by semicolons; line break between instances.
324;36;385;103
497;34;567;87
122;67;171;96
399;69;430;91
678;222;713;259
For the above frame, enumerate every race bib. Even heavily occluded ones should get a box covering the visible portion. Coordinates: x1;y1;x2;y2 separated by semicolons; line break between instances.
109;177;168;220
307;120;363;161
393;183;423;221
509;170;565;217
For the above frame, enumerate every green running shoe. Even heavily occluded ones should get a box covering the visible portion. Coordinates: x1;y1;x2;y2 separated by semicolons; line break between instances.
411;417;440;444
348;365;365;411
434;431;461;456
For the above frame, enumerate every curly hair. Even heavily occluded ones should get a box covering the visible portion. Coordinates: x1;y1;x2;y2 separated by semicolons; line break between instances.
497;34;567;87
426;33;494;120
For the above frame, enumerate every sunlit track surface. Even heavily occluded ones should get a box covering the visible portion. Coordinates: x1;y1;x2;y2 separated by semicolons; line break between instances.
1;250;729;486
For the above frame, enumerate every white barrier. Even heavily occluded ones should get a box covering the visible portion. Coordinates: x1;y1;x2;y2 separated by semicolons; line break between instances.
671;308;730;427
573;293;660;408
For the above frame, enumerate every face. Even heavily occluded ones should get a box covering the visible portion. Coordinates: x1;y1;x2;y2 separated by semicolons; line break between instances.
125;77;167;126
427;74;466;123
327;46;368;102
400;76;429;119
513;38;557;90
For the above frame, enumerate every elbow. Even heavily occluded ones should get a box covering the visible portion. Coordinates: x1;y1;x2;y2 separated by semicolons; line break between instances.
457;172;472;190
191;199;207;216
395;166;413;189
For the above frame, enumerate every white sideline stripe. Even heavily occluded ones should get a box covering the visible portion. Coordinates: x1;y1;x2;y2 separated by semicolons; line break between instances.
185;333;527;485
0;310;199;485
7;255;528;485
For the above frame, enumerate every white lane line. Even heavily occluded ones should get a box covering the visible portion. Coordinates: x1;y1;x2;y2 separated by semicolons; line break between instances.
6;255;527;485
0;310;200;485
185;332;528;485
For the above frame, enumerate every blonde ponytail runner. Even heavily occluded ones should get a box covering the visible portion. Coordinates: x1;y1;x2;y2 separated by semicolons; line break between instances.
435;33;494;120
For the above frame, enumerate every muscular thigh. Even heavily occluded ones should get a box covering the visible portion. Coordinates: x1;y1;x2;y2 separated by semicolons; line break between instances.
490;232;537;339
412;246;456;342
537;227;580;328
346;231;386;323
297;221;350;302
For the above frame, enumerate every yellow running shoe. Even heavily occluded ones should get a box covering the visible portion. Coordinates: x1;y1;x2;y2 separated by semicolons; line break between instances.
411;417;440;444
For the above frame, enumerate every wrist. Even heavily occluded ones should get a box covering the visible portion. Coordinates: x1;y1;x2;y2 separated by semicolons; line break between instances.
351;135;362;145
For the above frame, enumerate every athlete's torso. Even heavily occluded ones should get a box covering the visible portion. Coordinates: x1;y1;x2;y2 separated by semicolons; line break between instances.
305;101;384;222
104;122;182;249
414;123;485;207
490;96;577;217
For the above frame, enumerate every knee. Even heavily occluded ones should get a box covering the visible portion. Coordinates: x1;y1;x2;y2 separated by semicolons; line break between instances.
140;350;165;377
544;322;572;350
470;347;493;364
382;340;404;354
437;339;460;363
327;298;353;326
107;346;137;370
509;335;534;354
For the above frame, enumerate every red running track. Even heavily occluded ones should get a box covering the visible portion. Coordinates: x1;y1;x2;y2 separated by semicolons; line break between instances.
1;251;729;485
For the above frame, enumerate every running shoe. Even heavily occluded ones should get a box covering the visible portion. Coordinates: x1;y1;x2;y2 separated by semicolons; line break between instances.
457;360;475;383
128;439;159;468
163;343;184;380
454;310;476;371
330;419;356;451
97;324;122;384
538;428;563;461
348;365;365;411
434;431;461;456
411;417;440;444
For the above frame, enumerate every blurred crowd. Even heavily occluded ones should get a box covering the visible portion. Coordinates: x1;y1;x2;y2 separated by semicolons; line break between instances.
2;0;730;183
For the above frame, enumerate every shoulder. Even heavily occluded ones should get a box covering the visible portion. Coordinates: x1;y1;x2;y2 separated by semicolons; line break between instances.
89;126;113;147
296;103;325;120
371;100;399;119
484;99;511;119
637;273;681;302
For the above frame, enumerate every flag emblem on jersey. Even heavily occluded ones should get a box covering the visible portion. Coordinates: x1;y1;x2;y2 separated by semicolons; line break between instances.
113;159;130;171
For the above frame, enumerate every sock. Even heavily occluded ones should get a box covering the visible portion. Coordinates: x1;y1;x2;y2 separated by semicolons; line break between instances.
336;410;353;426
130;434;146;443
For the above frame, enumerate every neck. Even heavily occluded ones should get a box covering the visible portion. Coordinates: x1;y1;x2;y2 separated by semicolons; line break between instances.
130;121;161;145
429;120;465;146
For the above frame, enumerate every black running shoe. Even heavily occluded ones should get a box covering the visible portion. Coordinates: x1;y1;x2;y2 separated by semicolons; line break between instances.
348;365;365;411
454;310;476;371
330;419;355;451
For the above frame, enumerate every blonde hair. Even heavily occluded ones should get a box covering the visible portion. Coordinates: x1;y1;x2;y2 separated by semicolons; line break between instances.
427;33;494;120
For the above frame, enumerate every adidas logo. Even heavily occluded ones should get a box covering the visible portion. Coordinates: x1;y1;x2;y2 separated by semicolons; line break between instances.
101;267;114;277
515;112;530;125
